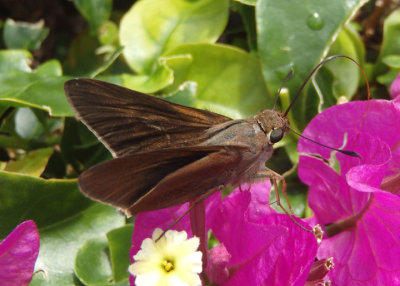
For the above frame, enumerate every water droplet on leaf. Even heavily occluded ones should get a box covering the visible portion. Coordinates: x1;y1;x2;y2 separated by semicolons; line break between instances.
307;13;324;30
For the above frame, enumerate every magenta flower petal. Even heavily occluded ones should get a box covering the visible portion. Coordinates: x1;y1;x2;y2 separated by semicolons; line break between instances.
298;100;400;160
298;99;400;284
299;131;391;224
0;220;40;286
299;155;369;224
208;182;318;286
298;99;400;195
319;193;400;284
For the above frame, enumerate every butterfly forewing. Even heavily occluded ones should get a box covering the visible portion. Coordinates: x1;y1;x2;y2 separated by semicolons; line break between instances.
64;79;232;157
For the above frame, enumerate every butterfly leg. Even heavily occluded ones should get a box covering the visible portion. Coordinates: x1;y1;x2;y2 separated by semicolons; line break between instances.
252;169;311;232
251;169;293;215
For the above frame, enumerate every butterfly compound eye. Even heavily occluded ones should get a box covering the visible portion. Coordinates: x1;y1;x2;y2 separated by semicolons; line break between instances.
269;128;284;144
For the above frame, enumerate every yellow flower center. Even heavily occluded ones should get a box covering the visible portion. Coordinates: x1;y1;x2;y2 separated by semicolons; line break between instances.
162;259;174;272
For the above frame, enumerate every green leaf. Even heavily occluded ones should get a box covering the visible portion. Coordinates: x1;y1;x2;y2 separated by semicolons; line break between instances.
73;0;112;35
107;224;134;283
307;25;365;115
36;59;63;76
98;21;119;46
324;26;363;101
3;19;49;50
377;68;400;86
0;50;73;117
0;166;124;285
233;2;257;52
119;56;178;93
375;9;400;76
31;204;125;285
257;0;368;128
14;107;42;139
0;172;91;237
165;43;271;118
60;118;111;173
164;81;197;107
5;147;53;176
75;237;113;285
119;0;229;74
234;0;257;6
382;55;400;69
90;46;124;78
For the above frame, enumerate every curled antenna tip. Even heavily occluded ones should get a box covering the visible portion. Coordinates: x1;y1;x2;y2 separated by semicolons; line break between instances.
338;150;361;158
289;127;361;158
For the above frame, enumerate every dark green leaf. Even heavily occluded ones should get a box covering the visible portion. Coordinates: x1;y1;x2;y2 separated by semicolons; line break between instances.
0;172;91;237
31;204;125;285
257;0;368;128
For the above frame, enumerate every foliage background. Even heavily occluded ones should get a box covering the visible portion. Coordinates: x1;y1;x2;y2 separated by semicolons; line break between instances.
0;0;399;285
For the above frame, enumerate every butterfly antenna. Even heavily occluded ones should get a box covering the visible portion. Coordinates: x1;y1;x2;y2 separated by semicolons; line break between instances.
289;127;361;157
283;55;370;158
273;69;294;110
284;55;370;116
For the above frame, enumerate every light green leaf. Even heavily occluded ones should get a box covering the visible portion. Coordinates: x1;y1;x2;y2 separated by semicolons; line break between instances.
120;0;229;74
313;25;364;112
164;81;197;107
234;0;257;6
375;9;400;76
90;46;123;78
0;50;72;116
377;68;400;86
98;21;119;46
382;55;400;69
14;107;42;139
73;0;112;35
165;43;271;118
5;147;53;176
120;56;178;93
3;19;49;50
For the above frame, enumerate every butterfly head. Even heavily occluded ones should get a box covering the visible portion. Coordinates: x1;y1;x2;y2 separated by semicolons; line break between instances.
254;110;290;145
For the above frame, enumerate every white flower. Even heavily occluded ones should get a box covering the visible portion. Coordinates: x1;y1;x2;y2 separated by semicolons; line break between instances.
129;228;203;286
